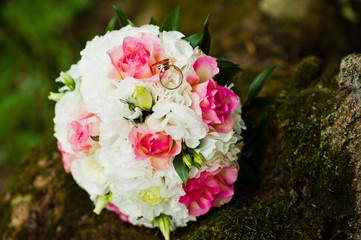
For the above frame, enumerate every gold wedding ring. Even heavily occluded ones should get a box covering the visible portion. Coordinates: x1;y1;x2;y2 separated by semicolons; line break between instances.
152;59;183;90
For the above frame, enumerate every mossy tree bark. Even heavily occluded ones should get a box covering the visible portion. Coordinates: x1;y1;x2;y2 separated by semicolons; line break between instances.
1;55;360;239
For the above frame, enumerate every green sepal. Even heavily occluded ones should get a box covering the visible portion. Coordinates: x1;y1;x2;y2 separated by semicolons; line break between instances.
106;17;116;32
160;7;180;31
245;64;277;104
112;5;135;28
93;192;112;215
60;71;76;91
48;92;64;102
173;154;189;185
158;214;171;240
149;16;157;25
214;60;242;86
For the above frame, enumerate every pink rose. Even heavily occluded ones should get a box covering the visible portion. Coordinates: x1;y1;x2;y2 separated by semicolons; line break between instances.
179;166;238;217
107;33;167;82
194;80;239;133
106;203;130;223
187;56;239;133
57;141;74;173
68;113;101;153
128;126;181;170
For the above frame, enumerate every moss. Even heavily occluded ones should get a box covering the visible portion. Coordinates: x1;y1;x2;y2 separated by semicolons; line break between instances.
176;64;356;239
292;56;322;90
275;87;355;238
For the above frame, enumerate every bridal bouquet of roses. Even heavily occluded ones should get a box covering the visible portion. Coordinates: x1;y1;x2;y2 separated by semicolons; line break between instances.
50;7;253;240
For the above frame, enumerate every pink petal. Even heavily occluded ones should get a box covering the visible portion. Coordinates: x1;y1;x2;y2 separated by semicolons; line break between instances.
219;166;239;184
193;56;219;83
213;195;233;207
150;157;169;170
186;74;200;85
188;199;211;217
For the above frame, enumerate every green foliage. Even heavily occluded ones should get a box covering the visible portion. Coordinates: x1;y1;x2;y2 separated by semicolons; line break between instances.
173;154;189;185
160;7;180;32
0;0;94;166
245;64;277;106
214;60;242;86
149;16;157;26
106;17;116;33
112;5;135;28
185;16;211;54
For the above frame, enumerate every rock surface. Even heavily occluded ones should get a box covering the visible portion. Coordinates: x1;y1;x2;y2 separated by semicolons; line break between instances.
323;54;361;239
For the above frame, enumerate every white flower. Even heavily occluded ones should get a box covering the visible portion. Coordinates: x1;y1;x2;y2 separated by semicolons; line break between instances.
71;155;109;201
160;31;194;69
147;102;208;148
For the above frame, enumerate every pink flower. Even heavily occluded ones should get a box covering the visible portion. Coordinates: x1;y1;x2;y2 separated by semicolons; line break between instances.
57;141;74;173
128;126;181;170
68;113;101;153
179;166;238;217
106;203;130;223
194;80;239;133
187;56;220;85
107;33;167;82
187;56;239;133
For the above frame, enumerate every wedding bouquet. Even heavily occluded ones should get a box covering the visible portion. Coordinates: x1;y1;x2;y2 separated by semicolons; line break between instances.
50;7;251;239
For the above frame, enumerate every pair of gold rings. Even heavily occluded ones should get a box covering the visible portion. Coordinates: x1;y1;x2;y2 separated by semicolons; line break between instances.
152;59;183;90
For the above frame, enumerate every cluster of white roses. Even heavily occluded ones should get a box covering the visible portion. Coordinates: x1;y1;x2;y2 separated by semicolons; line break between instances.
53;24;245;230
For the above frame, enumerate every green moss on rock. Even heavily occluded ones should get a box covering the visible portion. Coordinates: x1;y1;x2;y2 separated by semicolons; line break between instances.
176;60;355;239
292;56;322;90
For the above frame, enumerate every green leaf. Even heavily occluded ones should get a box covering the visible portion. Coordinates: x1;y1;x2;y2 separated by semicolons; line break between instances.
243;97;284;110
161;7;180;31
184;16;211;53
149;16;157;25
106;17;116;32
246;64;277;104
112;5;135;28
173;154;189;185
214;60;242;86
237;158;259;186
199;15;210;54
185;32;203;48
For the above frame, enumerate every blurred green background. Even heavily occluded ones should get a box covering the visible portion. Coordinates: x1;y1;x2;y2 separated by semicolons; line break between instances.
1;0;361;171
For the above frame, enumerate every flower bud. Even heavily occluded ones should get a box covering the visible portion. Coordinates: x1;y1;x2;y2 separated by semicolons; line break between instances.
133;86;153;111
182;153;193;169
93;192;112;215
193;154;204;169
158;214;170;240
48;92;64;102
60;71;76;91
